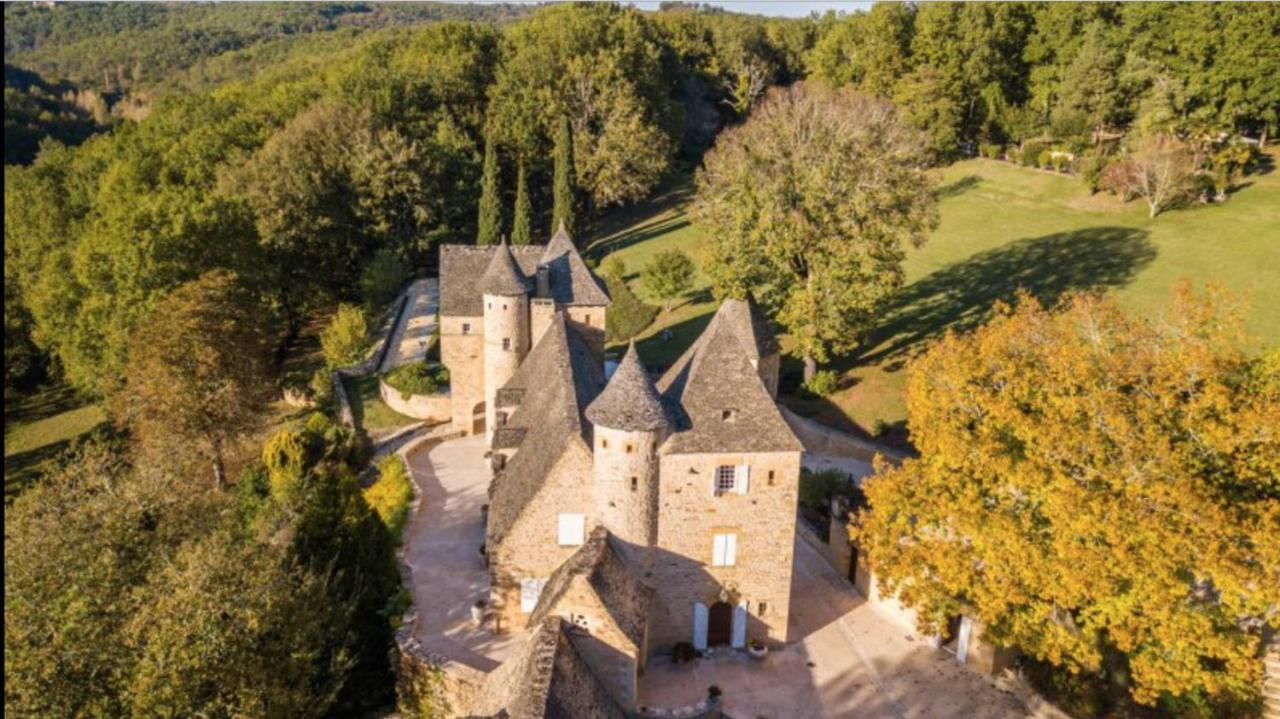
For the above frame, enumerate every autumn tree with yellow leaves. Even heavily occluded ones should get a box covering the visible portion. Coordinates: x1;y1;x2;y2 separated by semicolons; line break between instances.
856;286;1279;709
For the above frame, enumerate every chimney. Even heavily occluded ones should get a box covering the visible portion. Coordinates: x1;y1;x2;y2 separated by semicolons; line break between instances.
535;264;551;299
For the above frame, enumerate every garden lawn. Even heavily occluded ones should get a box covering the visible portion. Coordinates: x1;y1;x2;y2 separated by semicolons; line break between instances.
589;152;1280;442
4;384;106;498
342;374;419;431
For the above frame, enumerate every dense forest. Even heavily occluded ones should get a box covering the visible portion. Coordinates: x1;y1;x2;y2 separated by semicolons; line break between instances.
5;3;1278;717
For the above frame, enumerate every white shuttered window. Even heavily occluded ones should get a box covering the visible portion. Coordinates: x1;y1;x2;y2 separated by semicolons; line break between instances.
711;533;737;567
557;513;585;546
520;578;548;612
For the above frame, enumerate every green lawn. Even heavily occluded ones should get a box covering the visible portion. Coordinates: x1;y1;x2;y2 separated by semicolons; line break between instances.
342;374;419;431
589;151;1280;443
5;384;106;498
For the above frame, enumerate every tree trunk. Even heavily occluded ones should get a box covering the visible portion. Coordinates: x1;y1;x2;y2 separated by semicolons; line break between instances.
803;355;817;383
212;444;227;490
1261;125;1268;149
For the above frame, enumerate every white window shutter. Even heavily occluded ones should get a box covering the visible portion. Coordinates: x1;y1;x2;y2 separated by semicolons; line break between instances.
731;601;748;648
693;603;709;651
736;464;750;494
957;616;973;664
558;514;585;546
725;534;737;566
712;534;726;566
520;578;544;613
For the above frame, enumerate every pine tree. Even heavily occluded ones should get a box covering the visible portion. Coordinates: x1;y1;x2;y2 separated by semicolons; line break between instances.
511;159;531;245
551;117;575;237
476;133;501;246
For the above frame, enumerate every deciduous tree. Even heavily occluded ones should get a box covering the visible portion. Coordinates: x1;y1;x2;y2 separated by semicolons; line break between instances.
692;83;937;380
1100;133;1200;217
642;249;695;312
856;287;1280;707
114;270;273;488
320;304;368;369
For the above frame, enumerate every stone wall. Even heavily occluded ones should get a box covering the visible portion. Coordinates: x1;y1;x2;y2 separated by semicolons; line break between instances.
565;305;606;360
779;405;908;465
379;379;451;424
439;315;483;434
649;450;801;653
489;440;596;633
796;510;854;581
336;291;411;428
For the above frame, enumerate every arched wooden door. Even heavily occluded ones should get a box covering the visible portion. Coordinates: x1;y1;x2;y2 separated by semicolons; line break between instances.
471;401;485;435
707;601;733;647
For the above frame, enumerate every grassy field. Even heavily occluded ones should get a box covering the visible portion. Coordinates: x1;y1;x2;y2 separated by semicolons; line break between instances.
589;151;1280;443
342;374;419;431
4;384;106;498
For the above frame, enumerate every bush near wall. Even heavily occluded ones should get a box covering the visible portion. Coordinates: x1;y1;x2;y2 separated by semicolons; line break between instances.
383;361;450;400
365;454;414;539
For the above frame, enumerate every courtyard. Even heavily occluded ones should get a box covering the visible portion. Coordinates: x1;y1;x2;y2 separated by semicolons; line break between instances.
404;434;1034;718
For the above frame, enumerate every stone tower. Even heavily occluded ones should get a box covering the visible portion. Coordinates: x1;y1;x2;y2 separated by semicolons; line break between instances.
481;239;530;439
584;342;669;563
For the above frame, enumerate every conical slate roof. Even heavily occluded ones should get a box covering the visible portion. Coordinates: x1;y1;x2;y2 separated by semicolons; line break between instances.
480;238;529;296
585;342;669;432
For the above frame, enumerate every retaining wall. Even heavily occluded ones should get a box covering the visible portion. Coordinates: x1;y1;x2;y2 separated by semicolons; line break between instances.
379;379;451;423
335;291;411;428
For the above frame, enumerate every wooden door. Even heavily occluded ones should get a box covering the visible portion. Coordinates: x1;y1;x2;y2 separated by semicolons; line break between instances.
708;602;733;647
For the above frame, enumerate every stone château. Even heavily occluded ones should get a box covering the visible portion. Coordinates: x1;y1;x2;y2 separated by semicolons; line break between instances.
437;225;803;715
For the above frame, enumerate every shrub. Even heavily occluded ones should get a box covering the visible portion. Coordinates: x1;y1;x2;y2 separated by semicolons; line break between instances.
600;254;627;282
359;249;408;312
604;273;658;343
309;367;334;408
1037;149;1053;169
980;143;1003;160
365;454;414;539
803;369;839;397
262;427;309;502
1020;140;1047;167
1075;150;1109;193
799;468;853;514
321;304;368;368
383;361;449;399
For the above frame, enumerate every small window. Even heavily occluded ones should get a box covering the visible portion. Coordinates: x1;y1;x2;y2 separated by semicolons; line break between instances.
558;513;585;546
768;469;776;486
711;533;737;567
502;337;511;351
759;601;768;616
601;438;609;449
462;323;471;334
715;465;737;495
630;477;638;492
721;409;735;421
584;315;591;326
625;444;634;454
487;302;491;310
503;303;507;310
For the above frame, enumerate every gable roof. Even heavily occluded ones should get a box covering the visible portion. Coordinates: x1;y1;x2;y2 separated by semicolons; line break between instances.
439;234;609;317
471;617;628;719
529;527;653;649
539;226;611;307
440;244;543;316
584;342;670;432
658;303;802;455
486;314;605;549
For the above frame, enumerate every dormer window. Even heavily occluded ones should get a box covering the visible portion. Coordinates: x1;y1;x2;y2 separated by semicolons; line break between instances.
721;409;737;421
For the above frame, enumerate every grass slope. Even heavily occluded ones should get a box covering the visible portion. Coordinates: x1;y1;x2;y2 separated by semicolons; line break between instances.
4;384;105;497
590;152;1280;442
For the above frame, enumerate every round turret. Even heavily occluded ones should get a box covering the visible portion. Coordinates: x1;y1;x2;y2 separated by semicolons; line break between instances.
585;343;668;558
482;240;529;439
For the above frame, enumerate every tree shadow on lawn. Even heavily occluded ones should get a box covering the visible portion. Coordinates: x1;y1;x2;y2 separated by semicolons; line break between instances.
934;174;982;201
851;226;1157;370
588;215;692;260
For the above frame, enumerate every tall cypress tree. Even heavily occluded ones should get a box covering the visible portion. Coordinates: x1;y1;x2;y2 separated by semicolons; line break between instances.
551;117;575;237
511;159;531;245
476;133;501;246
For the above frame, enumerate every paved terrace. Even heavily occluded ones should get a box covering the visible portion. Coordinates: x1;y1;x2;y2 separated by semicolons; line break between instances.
381;278;439;373
403;435;524;671
638;536;1033;719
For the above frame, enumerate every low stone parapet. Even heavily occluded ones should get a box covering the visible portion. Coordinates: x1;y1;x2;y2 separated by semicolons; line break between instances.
379;379;451;423
637;696;722;718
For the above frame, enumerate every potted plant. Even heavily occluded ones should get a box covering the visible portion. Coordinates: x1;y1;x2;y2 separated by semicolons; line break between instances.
748;638;768;659
470;599;486;626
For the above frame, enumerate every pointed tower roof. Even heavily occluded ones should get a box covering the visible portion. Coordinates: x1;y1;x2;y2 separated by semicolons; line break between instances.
538;222;611;307
585;342;669;432
480;238;529;296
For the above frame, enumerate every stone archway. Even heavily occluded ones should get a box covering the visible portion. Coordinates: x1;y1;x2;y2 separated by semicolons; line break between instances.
707;601;733;647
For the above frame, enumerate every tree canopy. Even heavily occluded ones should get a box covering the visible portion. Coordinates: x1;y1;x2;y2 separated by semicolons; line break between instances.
857;287;1280;709
692;82;937;377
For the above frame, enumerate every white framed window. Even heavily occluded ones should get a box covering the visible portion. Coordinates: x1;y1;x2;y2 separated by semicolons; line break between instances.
520;577;548;613
712;533;737;567
714;464;750;496
557;513;585;546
